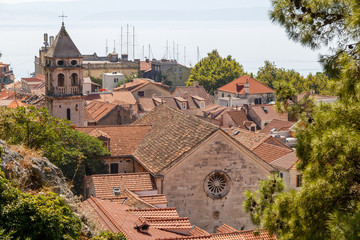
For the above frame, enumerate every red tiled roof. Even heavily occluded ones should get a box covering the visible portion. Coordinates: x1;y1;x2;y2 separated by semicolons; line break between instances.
89;172;155;198
132;104;218;174
270;151;299;170
172;85;213;108
21;74;45;83
80;197;184;240
226;128;271;150
189;226;210;237
253;142;293;163
0;90;15;100
218;75;274;94
260;119;296;134
139;194;168;206
85;101;118;123
138;98;156;112
129;208;179;219
224;110;255;129
249;104;288;122
85;92;136;105
114;78;171;93
212;229;277;240
7;99;27;109
216;224;238;234
144;217;192;231
77;125;150;156
140;61;152;72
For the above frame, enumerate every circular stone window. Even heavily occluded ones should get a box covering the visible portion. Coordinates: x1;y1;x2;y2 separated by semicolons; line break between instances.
57;60;64;66
204;170;231;199
71;60;78;65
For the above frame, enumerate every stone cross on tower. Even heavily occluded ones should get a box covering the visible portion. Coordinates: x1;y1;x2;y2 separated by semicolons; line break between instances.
58;12;67;26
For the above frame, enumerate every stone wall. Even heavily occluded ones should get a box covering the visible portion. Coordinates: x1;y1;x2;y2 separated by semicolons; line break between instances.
162;131;271;233
132;84;171;100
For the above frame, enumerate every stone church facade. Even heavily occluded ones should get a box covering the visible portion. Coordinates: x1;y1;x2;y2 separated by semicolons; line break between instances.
44;23;85;126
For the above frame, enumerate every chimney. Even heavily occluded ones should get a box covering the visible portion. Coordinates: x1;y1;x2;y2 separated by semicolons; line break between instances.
43;33;48;47
135;218;150;234
121;54;128;61
145;58;150;63
49;36;54;46
244;78;249;95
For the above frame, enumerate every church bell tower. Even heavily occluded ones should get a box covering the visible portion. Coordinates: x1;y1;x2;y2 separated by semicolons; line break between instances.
44;22;85;126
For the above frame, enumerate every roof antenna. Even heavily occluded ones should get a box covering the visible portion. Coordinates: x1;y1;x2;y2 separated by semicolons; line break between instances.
58;11;67;26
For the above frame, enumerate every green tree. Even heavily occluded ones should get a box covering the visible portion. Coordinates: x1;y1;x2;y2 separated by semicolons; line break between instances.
0;157;81;239
244;1;360;239
91;231;127;240
186;49;245;94
0;106;109;195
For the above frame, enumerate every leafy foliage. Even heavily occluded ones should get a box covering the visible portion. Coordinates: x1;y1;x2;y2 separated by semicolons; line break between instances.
91;231;127;240
256;60;333;94
243;1;360;239
0;169;81;239
90;76;102;88
0;106;109;194
186;49;245;94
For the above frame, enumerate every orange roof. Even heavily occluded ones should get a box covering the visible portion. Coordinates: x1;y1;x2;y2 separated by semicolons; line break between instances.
0;90;15;100
140;61;152;71
218;75;274;94
129;208;179;219
21;74;45;83
253;142;293;163
249;104;288;122
260;119;296;134
114;78;171;93
144;217;192;231
85;91;136;105
77;125;150;156
7;99;27;109
80;197;185;240
270;151;299;170
139;194;168;206
89;172;155;198
189;226;210;237
85;101;118;123
226;128;271;150
216;224;238;234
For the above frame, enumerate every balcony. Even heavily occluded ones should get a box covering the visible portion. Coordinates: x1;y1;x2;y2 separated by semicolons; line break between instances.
57;87;66;95
71;87;79;94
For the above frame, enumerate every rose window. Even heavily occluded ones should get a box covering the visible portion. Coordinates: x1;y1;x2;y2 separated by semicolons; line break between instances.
204;170;231;199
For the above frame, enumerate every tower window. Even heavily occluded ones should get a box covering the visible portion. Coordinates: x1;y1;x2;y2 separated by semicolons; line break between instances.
57;60;64;66
58;74;65;87
67;108;71;121
71;73;78;86
71;60;78;66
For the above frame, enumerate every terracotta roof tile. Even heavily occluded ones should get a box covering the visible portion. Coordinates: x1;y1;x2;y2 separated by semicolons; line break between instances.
114;78;171;93
249;104;288;122
260;119;296;134
189;226;211;237
80;197;184;240
270;151;299;170
216;224;238;234
89;173;155;198
85;101;118;123
139;194;168;206
138;98;156;112
7;99;27;109
77;125;150;156
132;104;218;174
212;229;277;240
172;86;213;107
0;90;15;100
106;188;157;209
85;92;136;105
140;61;152;71
129;208;179;219
21;74;45;83
253;143;293;163
145;217;192;231
218;75;274;94
226;128;271;150
224;110;255;129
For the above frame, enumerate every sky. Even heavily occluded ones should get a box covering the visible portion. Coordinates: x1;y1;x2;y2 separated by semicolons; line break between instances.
0;0;327;80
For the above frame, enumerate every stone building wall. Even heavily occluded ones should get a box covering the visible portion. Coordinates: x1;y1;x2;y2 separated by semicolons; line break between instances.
162;131;272;233
132;84;171;100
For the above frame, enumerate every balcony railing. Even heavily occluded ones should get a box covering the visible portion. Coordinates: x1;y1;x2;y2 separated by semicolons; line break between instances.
57;87;66;95
71;87;79;94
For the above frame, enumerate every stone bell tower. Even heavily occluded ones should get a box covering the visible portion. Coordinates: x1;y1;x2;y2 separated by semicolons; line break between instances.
44;22;85;126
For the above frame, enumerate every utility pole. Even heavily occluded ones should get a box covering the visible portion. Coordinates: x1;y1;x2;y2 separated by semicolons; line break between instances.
173;41;175;60
166;41;169;59
120;26;123;54
177;44;179;62
184;46;186;66
113;40;116;53
106;39;108;55
197;46;200;63
149;44;151;60
133;26;135;60
127;24;129;55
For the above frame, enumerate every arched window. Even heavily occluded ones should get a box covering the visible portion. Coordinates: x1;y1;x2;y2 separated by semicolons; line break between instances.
71;73;78;86
58;74;65;87
67;108;71;121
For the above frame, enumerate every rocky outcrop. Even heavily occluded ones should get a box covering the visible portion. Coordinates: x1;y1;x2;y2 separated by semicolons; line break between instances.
0;140;74;200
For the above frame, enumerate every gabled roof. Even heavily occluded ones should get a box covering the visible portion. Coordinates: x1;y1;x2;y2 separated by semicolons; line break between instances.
77;125;150;156
218;75;274;94
80;197;185;240
172;85;213;107
86;91;136;105
0;90;15;100
224;110;256;129
216;224;238;234
129;208;179;219
114;78;171;93
227;127;293;163
7;99;27;109
88;172;155;198
132;104;219;174
21;74;45;83
270;151;299;170
45;25;81;58
85;101;118;123
260;119;296;134
249;104;288;122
